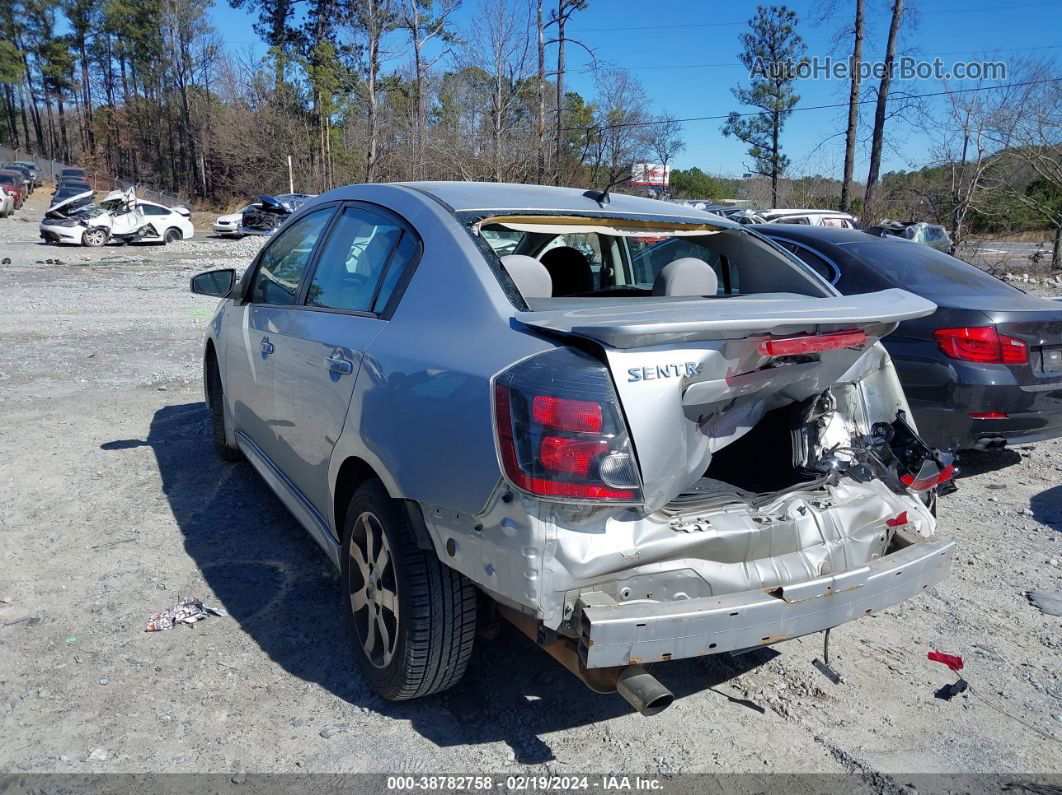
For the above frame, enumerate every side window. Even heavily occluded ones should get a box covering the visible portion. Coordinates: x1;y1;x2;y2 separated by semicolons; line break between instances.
305;206;404;313
778;242;837;283
140;204;169;216
249;208;333;306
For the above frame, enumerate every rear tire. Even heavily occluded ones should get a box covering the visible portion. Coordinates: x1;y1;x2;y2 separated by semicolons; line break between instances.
342;479;477;700
164;228;181;244
206;357;242;461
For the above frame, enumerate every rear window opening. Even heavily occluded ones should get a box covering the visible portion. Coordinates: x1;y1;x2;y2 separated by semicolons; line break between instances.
468;215;833;305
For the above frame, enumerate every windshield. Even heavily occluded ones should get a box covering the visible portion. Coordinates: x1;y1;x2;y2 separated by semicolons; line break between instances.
840;241;1022;298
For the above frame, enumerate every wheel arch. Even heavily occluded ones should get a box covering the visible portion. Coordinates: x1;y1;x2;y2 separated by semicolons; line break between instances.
333;456;434;552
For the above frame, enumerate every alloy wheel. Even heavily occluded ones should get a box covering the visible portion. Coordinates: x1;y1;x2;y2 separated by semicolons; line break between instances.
348;511;400;668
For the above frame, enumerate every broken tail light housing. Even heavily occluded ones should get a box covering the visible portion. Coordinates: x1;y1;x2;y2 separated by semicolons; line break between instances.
933;327;1028;365
758;329;868;357
494;348;642;502
900;461;955;492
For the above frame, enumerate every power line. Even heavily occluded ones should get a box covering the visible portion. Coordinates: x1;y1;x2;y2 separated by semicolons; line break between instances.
563;76;1062;133
572;2;1060;32
578;44;1062;72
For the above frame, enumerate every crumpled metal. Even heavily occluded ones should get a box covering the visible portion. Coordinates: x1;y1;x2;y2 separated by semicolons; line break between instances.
145;596;228;632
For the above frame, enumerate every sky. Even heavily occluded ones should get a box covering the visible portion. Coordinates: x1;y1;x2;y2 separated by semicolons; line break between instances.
208;0;1062;179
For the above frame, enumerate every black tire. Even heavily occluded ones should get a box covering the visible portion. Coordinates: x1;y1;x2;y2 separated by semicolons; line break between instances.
342;479;476;700
163;228;181;244
206;357;242;461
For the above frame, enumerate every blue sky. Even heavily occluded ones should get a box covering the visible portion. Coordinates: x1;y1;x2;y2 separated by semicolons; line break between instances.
209;0;1062;179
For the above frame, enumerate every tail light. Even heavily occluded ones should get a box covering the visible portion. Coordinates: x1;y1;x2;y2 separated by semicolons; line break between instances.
900;461;955;492
758;329;868;357
933;327;1028;365
493;348;642;502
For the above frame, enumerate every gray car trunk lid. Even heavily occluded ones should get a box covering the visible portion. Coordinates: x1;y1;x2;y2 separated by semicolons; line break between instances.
516;288;936;510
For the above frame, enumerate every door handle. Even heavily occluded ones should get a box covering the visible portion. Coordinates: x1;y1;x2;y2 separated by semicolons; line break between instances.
259;338;274;355
326;355;353;375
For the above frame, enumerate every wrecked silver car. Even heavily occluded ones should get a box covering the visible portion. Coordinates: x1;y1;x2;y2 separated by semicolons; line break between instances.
189;182;955;715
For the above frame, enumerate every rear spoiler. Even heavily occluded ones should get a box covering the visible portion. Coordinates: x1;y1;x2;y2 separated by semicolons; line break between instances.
515;289;936;349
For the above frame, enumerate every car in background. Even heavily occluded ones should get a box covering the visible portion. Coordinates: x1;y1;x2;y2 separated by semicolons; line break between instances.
213;205;253;238
761;209;858;228
238;193;317;236
3;163;35;194
0;169;28;209
0;187;13;218
59;167;87;181
40;188;193;247
758;224;1062;452
53;178;92;197
10;161;42;188
864;220;953;253
188;181;953;713
47;186;95;216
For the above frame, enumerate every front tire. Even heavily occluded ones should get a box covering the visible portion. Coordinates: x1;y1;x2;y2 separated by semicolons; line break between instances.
82;228;108;247
342;480;476;700
206;357;242;461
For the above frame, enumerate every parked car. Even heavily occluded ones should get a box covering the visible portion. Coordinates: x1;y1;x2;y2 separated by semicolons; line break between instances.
758;224;1062;452
3;163;35;194
59;167;87;181
40;188;193;246
0;186;13;218
238;193;317;236
189;182;954;714
0;169;28;209
213;205;253;238
762;209;859;228
864;219;953;253
46;186;95;216
10;160;42;188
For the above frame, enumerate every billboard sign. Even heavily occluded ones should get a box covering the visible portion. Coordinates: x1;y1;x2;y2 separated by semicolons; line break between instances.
630;163;670;188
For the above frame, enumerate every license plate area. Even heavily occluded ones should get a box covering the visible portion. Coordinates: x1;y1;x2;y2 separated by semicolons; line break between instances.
1042;346;1062;373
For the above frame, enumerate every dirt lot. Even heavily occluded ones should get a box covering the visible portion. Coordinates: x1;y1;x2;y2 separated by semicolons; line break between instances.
0;190;1060;782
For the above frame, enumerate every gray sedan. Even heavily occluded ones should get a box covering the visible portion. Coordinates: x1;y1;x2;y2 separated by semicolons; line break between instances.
191;182;954;715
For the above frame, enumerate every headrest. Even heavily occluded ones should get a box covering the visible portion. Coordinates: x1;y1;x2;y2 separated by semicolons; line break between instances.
501;254;553;298
651;257;718;297
540;246;594;295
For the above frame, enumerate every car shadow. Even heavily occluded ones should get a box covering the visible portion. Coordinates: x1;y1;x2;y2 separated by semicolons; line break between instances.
1030;485;1062;533
955;448;1023;478
103;402;779;762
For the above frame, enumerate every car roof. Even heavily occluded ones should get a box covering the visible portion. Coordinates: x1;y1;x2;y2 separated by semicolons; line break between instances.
752;224;879;246
764;208;854;217
384;181;742;226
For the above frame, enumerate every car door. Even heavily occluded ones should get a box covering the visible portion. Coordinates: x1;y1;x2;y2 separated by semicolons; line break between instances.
140;202;172;235
223;207;336;463
270;203;420;522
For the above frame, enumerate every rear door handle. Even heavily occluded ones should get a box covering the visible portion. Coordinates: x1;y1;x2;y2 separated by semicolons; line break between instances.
259;338;274;355
326;355;353;375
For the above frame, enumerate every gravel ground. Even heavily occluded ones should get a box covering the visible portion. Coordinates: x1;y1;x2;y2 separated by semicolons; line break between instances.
0;191;1060;782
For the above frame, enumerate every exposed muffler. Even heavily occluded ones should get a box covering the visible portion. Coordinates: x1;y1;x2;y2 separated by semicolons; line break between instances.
616;665;674;716
496;605;675;716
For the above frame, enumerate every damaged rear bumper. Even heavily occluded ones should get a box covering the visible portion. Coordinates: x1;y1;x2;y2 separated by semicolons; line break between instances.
575;534;954;668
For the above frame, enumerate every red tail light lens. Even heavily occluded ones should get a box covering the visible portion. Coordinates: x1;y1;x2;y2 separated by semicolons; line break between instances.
531;395;603;433
900;463;955;492
933;327;1028;365
758;329;868;357
494;348;642;502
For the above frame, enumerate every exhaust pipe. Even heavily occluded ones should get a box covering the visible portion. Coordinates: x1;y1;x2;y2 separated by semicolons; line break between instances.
496;605;675;715
973;437;1007;451
616;665;674;716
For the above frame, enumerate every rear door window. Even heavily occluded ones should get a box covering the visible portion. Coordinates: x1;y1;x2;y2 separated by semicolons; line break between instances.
249;208;334;305
304;206;406;313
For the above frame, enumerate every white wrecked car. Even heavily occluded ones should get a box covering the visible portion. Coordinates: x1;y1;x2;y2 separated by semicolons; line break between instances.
40;188;194;247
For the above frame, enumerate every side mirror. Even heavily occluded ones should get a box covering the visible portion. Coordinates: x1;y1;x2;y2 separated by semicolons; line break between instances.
191;269;236;298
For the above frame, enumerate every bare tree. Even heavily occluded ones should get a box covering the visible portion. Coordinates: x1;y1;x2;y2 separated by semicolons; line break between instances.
546;0;587;185
862;0;903;216
349;0;398;182
640;113;685;192
536;0;546;182
840;0;863;212
587;67;650;192
399;0;459;180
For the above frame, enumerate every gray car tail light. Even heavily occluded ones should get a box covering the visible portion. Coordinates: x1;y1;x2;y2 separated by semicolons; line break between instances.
493;348;642;502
